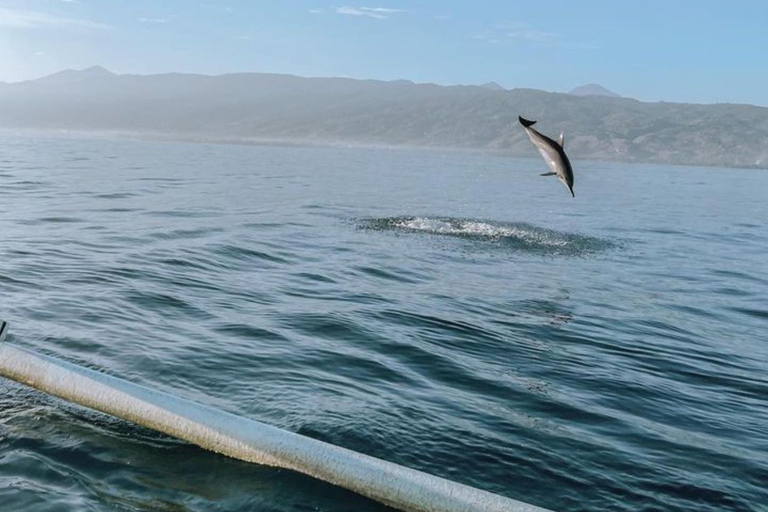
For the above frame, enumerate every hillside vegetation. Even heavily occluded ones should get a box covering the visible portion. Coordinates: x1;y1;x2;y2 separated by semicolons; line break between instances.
2;67;766;169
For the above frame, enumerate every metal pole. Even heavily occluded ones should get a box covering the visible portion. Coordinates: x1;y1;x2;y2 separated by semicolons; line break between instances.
0;322;553;512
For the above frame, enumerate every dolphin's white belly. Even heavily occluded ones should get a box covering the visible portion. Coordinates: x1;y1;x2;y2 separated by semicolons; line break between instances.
537;147;559;175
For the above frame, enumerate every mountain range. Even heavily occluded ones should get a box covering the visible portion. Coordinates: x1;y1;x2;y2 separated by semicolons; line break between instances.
569;84;621;98
1;67;766;169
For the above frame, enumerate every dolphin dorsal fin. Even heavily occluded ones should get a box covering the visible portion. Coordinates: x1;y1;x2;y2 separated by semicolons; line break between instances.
558;132;565;148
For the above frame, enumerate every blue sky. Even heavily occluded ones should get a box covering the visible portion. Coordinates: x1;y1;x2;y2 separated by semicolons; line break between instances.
1;0;767;105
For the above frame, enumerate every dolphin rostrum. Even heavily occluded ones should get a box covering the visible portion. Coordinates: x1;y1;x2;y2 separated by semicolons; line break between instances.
519;116;575;197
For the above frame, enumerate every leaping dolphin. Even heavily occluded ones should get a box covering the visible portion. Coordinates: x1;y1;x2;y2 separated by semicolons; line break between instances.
519;116;575;197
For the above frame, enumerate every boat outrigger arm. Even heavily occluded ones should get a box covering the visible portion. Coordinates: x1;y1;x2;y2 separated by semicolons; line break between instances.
0;321;553;512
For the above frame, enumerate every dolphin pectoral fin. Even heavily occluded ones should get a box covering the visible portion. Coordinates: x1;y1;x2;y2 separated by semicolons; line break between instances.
540;172;556;177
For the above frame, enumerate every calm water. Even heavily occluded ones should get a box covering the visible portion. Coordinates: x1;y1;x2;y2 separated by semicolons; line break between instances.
0;134;766;512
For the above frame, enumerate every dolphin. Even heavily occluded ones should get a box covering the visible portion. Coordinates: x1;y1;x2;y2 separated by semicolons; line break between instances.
519;116;575;197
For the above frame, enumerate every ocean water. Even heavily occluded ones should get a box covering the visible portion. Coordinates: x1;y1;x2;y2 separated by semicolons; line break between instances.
0;134;766;512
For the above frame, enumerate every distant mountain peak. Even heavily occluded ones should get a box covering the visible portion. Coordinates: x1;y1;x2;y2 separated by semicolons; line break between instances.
479;81;506;91
35;65;115;84
81;65;114;75
569;83;620;98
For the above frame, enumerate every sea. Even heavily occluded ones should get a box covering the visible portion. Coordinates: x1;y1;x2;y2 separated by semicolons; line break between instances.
0;133;766;512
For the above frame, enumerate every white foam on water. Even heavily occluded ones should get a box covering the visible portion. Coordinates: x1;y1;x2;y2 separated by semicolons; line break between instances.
394;217;570;247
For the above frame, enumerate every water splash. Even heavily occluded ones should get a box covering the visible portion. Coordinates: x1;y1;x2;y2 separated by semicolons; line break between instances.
359;216;616;256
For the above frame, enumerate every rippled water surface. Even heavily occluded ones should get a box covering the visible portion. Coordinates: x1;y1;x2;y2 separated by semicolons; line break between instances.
1;134;767;512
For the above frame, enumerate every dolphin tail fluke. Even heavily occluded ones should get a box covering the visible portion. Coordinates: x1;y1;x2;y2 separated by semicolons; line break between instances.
519;116;537;128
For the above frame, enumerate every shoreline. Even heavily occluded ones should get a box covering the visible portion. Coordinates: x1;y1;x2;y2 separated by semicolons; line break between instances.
1;127;765;171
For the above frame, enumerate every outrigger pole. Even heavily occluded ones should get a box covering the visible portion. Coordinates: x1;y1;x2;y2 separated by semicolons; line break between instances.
0;321;553;512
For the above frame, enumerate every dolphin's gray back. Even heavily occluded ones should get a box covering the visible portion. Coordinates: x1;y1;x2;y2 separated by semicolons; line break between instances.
524;126;574;183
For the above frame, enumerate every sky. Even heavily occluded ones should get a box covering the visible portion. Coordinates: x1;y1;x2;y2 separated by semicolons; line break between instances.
1;0;767;105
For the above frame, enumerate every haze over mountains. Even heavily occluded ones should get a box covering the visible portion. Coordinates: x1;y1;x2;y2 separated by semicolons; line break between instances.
1;67;766;169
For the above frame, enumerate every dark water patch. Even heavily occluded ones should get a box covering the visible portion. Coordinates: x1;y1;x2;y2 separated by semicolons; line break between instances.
124;290;211;319
300;347;419;388
574;319;762;377
359;216;617;256
60;270;122;286
0;273;42;290
353;265;424;284
148;227;225;241
209;244;292;265
213;323;289;342
666;303;729;324
145;209;222;218
672;366;768;403
21;216;84;225
370;333;547;407
162;276;223;295
498;298;576;325
710;286;754;297
131;250;225;275
370;309;505;349
218;287;278;306
292;272;337;284
338;292;394;305
157;257;215;272
100;264;165;282
93;192;138;199
91;207;141;213
276;312;370;343
4;249;35;257
634;318;701;339
242;221;286;229
130;176;184;182
644;227;687;235
640;480;750;512
280;286;393;306
728;306;768;320
11;180;48;185
711;268;768;286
